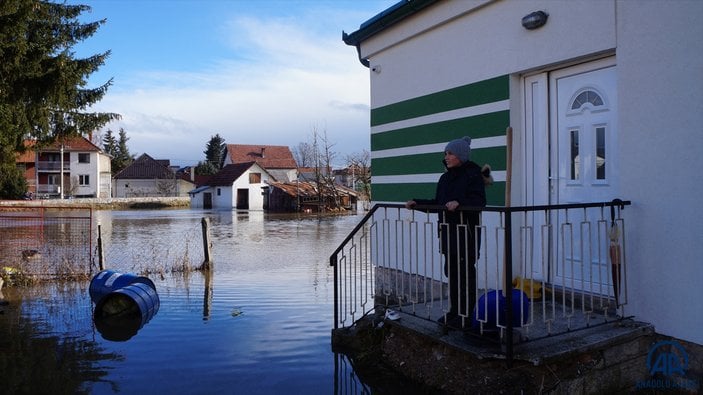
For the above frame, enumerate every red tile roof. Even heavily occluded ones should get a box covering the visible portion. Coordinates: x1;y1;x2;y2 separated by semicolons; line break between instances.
225;144;297;169
41;136;103;152
16;136;103;162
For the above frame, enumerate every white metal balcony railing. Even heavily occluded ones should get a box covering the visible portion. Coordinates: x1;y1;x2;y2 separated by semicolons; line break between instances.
36;184;60;194
37;161;70;171
330;199;630;362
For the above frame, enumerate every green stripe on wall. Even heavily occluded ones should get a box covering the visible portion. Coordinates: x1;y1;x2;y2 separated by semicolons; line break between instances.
373;183;437;202
372;111;508;151
373;181;506;206
371;146;507;176
371;75;509;126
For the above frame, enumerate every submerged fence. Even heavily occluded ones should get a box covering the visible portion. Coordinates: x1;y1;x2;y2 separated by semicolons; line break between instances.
330;200;631;360
0;206;210;282
95;217;209;275
0;206;93;280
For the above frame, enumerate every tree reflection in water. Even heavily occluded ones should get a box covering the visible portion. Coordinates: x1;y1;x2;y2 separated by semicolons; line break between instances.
0;282;121;393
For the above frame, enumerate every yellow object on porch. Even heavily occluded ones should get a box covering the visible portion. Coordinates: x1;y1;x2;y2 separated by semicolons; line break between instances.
512;277;542;299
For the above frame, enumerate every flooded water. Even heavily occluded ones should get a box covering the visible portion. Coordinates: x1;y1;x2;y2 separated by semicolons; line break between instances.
0;209;380;394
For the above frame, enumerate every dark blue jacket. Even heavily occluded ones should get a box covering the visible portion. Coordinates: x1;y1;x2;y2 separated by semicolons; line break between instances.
414;161;486;257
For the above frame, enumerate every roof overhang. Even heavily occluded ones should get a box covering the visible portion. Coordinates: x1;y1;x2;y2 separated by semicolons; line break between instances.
342;0;439;67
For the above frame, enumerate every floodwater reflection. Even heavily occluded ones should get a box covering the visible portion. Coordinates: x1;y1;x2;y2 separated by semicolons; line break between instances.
0;209;386;394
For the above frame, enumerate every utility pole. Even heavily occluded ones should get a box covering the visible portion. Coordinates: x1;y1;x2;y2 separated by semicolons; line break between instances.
59;144;64;199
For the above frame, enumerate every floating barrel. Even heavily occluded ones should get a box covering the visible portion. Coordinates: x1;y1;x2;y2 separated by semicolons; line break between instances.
89;270;156;304
94;282;160;341
472;289;530;329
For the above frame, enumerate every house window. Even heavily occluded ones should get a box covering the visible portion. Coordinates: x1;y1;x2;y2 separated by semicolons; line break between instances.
595;126;606;180
79;175;90;186
217;188;221;196
78;153;90;163
570;90;604;110
570;129;579;180
249;172;261;184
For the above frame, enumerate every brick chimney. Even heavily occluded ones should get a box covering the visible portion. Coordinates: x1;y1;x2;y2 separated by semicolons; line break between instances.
260;147;266;158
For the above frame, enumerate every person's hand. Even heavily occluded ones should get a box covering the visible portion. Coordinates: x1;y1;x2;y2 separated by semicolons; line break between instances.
405;200;417;209
445;200;459;211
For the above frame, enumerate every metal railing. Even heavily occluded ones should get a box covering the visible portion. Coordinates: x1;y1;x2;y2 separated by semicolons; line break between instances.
37;184;60;194
37;161;70;171
330;199;630;362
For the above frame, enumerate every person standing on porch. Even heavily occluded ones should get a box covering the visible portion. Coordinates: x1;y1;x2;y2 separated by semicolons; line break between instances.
405;136;486;328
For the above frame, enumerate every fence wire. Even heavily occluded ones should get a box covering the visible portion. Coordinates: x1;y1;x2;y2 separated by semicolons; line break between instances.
0;206;93;281
97;220;206;276
0;206;207;282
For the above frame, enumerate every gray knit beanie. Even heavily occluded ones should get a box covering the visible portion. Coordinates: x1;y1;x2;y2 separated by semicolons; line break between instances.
444;136;472;163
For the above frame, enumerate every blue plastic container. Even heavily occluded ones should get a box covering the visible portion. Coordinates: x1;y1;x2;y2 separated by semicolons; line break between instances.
94;282;160;341
89;270;156;304
472;289;530;329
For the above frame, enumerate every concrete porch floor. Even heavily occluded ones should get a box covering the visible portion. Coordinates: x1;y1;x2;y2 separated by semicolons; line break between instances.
385;296;655;366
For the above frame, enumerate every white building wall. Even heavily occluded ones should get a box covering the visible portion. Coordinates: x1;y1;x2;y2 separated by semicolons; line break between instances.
69;151;99;197
114;179;159;198
231;164;271;210
361;0;616;108
616;0;703;345
98;153;112;198
360;0;703;344
211;186;233;209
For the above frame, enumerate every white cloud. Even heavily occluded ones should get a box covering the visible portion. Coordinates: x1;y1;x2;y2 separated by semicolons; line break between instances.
95;9;371;167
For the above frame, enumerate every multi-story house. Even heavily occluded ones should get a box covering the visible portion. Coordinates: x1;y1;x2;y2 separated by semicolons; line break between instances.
16;136;111;198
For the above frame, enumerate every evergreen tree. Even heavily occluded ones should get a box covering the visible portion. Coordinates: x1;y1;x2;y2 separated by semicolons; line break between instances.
196;134;226;175
0;1;119;198
112;128;133;173
0;162;27;199
204;134;226;169
102;128;117;157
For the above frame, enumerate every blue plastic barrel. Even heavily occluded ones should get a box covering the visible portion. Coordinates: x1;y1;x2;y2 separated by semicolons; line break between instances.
472;289;530;329
89;270;156;304
94;282;160;341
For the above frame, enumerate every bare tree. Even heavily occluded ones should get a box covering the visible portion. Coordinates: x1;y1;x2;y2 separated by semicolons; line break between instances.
156;180;176;196
345;149;371;200
292;142;315;168
309;127;340;211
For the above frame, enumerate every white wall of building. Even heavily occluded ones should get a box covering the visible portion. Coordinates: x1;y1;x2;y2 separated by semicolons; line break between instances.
615;0;703;345
361;0;616;108
361;0;703;344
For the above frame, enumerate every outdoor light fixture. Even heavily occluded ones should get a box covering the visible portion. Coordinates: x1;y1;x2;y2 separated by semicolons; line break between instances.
522;11;548;30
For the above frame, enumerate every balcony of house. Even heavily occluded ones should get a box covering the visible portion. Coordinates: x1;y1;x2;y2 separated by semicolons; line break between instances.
330;200;654;375
37;161;70;172
36;184;60;197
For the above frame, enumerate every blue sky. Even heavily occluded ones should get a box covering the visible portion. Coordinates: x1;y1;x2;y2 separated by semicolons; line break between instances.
70;0;397;166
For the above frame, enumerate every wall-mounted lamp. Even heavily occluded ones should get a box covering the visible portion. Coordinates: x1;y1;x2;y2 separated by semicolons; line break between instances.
522;11;548;30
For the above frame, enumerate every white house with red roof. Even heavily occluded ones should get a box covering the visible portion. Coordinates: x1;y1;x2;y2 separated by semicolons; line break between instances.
222;144;297;182
16;136;111;198
189;161;272;210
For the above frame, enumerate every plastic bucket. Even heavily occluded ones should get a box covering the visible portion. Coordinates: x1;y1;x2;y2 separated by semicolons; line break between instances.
94;282;160;341
472;289;530;329
89;270;156;304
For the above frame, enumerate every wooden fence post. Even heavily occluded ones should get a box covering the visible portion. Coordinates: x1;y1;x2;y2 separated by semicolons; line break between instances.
97;224;105;271
201;217;213;270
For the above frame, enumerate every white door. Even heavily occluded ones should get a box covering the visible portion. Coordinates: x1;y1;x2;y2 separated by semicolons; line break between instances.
521;73;550;281
549;58;618;291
